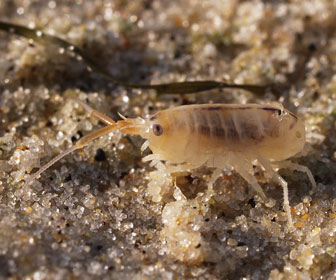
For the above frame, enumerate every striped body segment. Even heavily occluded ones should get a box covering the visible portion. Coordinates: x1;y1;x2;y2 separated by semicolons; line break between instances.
156;104;285;144
148;103;304;163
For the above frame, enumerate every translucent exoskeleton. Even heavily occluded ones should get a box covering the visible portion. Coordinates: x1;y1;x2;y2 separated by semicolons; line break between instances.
23;99;316;229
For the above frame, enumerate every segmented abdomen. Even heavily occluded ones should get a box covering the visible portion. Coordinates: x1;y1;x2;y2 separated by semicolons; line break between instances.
173;105;278;144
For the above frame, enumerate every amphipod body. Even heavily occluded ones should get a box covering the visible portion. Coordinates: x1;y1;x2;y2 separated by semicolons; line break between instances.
24;100;316;229
146;104;305;165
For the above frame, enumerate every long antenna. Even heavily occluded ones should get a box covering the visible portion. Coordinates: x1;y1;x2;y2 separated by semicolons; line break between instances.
23;124;120;188
23;145;80;188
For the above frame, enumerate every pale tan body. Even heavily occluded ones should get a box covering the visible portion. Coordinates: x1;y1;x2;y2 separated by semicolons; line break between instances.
24;100;316;229
146;104;305;163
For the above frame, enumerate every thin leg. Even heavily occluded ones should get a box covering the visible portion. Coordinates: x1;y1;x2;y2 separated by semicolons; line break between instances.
274;175;293;229
235;165;267;201
144;153;207;175
164;161;205;174
256;154;294;229
24;124;118;187
272;160;317;195
208;168;223;190
149;159;208;186
143;154;162;164
71;98;116;126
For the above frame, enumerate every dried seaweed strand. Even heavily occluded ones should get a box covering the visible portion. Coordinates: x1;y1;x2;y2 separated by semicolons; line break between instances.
0;21;268;95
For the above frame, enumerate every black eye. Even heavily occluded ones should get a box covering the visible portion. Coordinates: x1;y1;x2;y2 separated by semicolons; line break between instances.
152;124;163;136
277;109;284;116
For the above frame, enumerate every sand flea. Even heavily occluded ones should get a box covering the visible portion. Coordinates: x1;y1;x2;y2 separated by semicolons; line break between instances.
23;99;316;228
